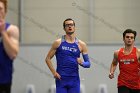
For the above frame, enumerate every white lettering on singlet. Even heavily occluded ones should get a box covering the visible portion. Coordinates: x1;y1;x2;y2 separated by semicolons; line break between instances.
62;46;77;52
120;59;135;64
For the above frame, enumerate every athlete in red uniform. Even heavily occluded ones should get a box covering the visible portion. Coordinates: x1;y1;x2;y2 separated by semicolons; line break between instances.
109;29;140;93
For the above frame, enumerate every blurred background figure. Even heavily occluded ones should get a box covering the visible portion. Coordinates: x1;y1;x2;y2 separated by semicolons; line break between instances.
0;0;19;93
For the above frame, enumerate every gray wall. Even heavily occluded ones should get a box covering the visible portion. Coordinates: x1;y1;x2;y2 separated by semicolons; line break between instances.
11;45;140;93
6;0;140;44
6;0;19;26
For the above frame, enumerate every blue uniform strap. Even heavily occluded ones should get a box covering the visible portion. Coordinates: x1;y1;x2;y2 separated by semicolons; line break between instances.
61;35;65;42
81;54;91;68
5;23;10;30
75;37;79;45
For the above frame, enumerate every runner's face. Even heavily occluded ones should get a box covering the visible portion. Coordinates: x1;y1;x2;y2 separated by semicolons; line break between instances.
64;20;75;35
123;33;135;46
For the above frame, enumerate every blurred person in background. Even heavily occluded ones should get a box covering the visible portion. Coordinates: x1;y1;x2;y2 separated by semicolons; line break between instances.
0;0;19;93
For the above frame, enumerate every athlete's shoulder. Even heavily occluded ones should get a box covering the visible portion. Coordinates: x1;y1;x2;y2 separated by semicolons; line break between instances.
53;38;61;45
138;49;140;52
52;38;61;49
114;50;119;54
7;24;19;31
135;47;140;51
7;24;19;35
116;47;124;52
78;39;87;46
78;39;88;53
6;24;19;41
114;49;121;58
136;47;140;55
